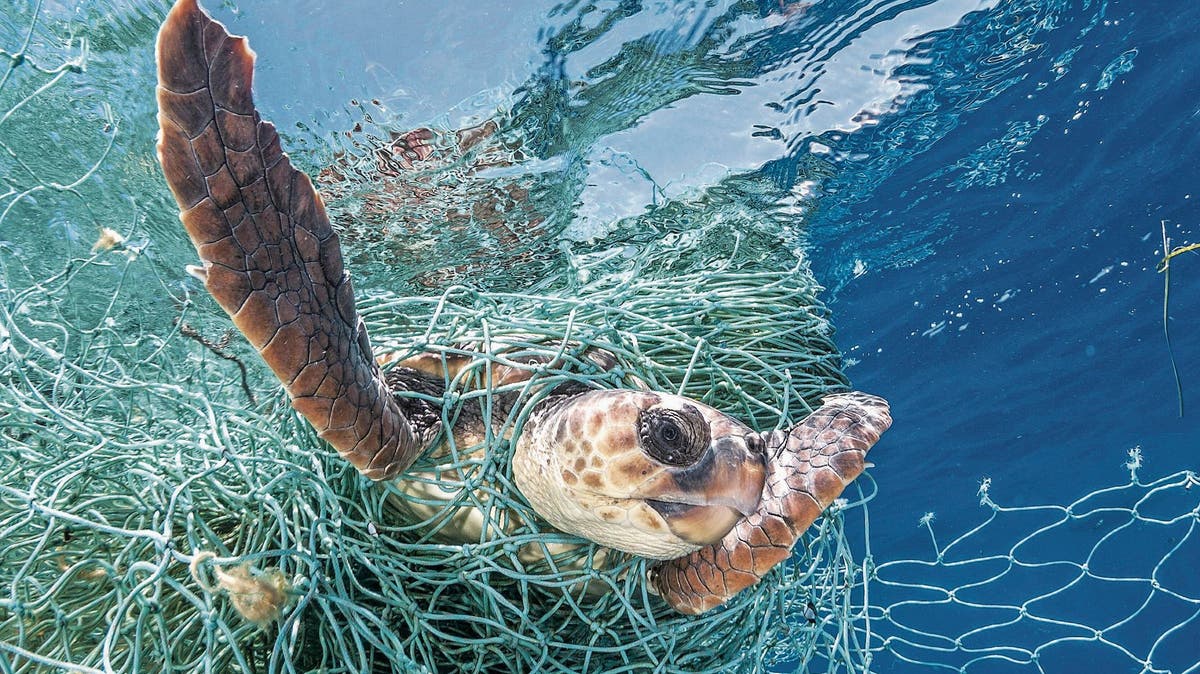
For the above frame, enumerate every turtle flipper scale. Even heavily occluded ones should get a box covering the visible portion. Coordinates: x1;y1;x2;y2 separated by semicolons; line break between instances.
156;0;428;480
651;392;891;614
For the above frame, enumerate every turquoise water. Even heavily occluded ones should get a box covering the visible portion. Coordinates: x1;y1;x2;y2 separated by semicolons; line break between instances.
2;0;1198;672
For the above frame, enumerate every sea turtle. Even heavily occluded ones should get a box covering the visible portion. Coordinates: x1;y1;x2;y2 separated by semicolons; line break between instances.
155;0;891;615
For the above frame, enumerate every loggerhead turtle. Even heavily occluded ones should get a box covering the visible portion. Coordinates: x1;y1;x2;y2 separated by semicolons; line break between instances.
155;0;891;615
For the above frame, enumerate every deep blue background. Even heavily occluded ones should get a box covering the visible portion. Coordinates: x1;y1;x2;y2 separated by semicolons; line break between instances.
824;0;1200;548
820;2;1200;669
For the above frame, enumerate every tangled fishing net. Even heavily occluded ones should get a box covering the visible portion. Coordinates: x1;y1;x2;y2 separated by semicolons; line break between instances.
1;6;856;672
0;247;857;674
2;3;1197;674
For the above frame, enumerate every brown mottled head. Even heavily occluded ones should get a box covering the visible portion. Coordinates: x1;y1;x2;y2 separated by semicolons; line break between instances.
512;390;766;560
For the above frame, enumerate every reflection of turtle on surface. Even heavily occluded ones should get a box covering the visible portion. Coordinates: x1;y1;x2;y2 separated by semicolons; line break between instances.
318;115;558;291
155;0;891;615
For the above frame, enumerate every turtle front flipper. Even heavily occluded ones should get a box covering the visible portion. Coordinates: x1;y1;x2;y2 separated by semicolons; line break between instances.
156;0;432;480
650;392;891;614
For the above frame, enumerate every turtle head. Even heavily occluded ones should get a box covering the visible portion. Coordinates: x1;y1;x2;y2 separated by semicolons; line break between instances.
512;389;766;560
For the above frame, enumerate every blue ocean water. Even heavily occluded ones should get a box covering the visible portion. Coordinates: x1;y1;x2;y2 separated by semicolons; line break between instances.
808;1;1200;669
2;0;1197;671
825;0;1200;525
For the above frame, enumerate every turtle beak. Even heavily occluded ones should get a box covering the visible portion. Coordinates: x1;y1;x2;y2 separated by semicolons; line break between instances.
691;435;766;516
642;433;766;545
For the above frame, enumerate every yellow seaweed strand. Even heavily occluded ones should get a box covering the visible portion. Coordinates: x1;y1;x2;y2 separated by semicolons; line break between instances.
1156;241;1200;273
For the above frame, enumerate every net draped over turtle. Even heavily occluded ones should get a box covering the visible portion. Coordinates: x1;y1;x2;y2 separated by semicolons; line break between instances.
0;229;863;673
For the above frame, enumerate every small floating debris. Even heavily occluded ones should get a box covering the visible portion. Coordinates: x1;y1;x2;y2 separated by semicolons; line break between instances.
190;551;292;627
1088;265;1113;284
91;227;125;253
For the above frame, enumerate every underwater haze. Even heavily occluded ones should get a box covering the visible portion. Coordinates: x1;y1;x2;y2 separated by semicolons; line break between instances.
2;0;1198;672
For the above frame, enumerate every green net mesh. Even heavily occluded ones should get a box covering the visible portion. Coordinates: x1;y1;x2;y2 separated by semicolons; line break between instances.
3;3;1198;674
0;255;857;674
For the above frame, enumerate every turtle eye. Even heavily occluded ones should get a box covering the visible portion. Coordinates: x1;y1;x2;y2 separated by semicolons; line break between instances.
638;406;709;466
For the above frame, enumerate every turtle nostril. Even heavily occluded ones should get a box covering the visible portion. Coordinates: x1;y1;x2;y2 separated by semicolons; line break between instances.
748;432;770;458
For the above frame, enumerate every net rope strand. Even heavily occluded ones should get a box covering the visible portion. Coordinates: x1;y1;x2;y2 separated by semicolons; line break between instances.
3;9;1199;674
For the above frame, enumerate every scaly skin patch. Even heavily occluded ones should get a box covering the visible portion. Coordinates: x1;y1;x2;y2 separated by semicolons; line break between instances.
156;0;433;480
